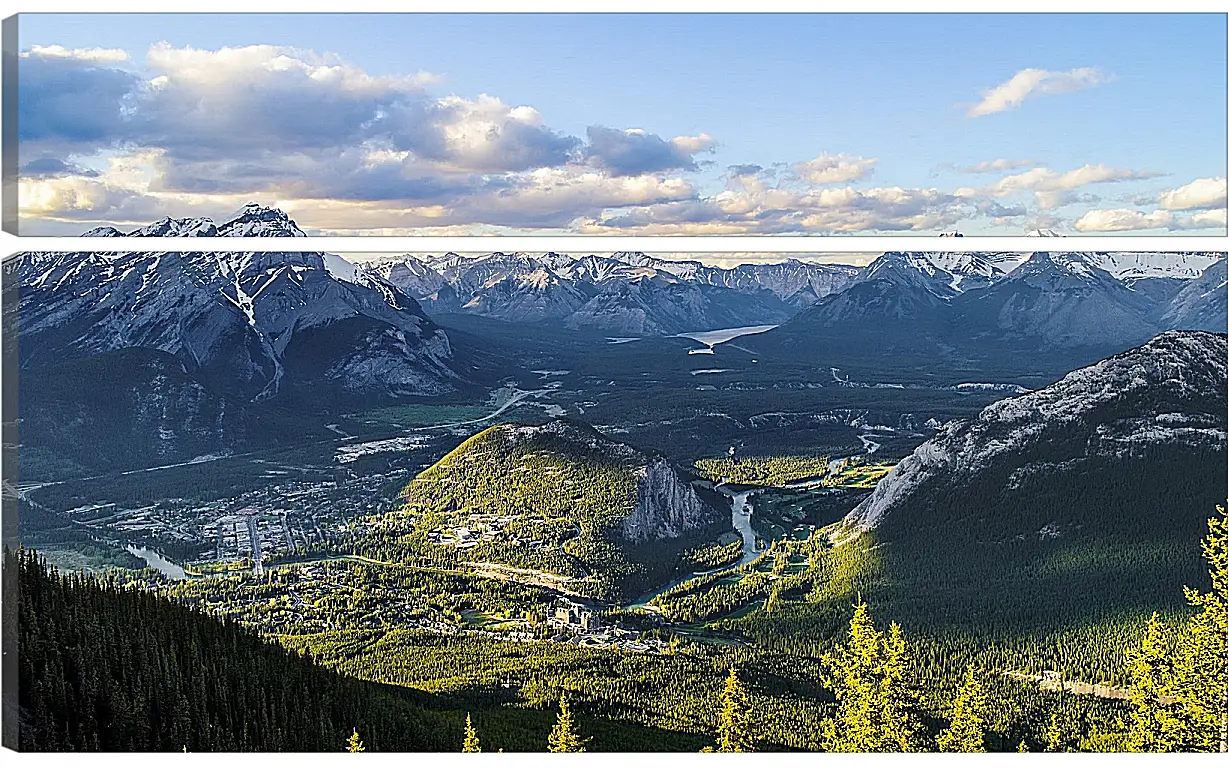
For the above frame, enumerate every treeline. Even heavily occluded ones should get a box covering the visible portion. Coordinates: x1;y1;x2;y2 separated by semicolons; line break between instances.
694;455;831;487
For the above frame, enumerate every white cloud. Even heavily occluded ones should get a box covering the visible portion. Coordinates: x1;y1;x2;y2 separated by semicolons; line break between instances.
23;45;131;63
957;158;1038;174
1072;206;1226;232
967;67;1111;118
793;153;878;184
1157;177;1227;211
985;164;1163;209
15;42;1217;237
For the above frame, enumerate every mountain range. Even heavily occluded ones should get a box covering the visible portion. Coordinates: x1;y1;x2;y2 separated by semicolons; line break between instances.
749;249;1225;367
10;206;1225;472
16;205;461;402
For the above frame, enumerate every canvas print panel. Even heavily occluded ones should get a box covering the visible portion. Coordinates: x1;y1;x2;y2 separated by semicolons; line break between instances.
4;228;1226;751
7;12;1227;236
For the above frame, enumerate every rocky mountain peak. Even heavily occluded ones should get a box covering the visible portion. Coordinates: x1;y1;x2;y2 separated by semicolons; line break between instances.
845;330;1227;530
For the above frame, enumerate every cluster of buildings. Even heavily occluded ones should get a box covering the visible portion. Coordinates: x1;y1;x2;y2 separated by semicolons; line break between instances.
65;468;414;577
546;599;666;653
425;511;551;552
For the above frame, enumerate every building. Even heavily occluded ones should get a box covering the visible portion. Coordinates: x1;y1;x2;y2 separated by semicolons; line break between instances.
550;599;601;632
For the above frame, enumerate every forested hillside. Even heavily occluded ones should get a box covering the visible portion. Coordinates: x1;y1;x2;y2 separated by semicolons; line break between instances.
353;420;726;600
13;548;461;752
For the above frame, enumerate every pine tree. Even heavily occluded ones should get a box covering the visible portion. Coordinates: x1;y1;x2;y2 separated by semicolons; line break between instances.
880;622;924;751
1172;501;1228;752
819;602;923;752
1125;613;1182;751
937;664;987;752
547;693;587;753
716;666;754;752
346;728;365;753
1044;710;1074;753
462;713;481;753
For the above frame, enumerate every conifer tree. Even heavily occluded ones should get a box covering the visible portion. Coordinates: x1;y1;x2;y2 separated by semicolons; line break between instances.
1172;502;1228;752
547;693;587;753
880;622;924;751
462;713;481;753
937;664;988;752
819;602;922;752
1125;613;1182;752
1044;710;1075;753
346;729;365;753
716;666;755;752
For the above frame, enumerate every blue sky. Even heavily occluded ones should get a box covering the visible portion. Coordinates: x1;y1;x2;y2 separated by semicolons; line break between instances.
15;13;1228;235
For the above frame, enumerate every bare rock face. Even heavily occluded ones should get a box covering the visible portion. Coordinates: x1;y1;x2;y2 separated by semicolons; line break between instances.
846;330;1227;531
620;457;720;543
15;206;462;401
1163;257;1226;332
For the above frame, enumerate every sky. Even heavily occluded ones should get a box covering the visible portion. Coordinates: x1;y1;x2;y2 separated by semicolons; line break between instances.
15;13;1228;236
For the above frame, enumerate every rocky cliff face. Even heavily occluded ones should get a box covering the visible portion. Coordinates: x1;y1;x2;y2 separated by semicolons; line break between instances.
620;457;720;543
16;206;462;401
846;331;1227;531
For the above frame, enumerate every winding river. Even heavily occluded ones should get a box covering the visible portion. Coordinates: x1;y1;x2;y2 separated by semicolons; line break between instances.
625;485;762;608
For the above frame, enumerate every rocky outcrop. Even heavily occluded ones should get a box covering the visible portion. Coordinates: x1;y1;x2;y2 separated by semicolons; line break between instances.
846;331;1227;530
620;458;720;543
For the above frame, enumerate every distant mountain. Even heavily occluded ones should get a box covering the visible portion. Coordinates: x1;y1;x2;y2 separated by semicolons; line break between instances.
564;269;792;335
955;252;1159;349
1076;252;1223;280
923;252;1011;291
14;206;464;472
749;250;1202;370
750;252;963;358
839;330;1228;629
1163;257;1227;332
693;259;860;307
460;266;593;322
366;255;448;299
372;251;797;334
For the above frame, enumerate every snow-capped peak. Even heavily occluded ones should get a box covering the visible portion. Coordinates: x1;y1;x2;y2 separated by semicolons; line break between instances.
321;253;366;285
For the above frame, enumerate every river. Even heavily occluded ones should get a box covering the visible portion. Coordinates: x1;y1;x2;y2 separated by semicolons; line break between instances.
727;489;762;568
127;546;188;580
625;485;762;608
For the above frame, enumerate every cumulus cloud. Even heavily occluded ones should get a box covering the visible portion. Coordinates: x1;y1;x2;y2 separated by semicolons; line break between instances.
20;157;100;178
576;175;969;235
984;164;1164;209
18;47;142;147
24;45;131;63
967;67;1111;118
583;126;714;176
1157;177;1227;211
14;41;1213;236
793;153;878;184
1072;206;1227;232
